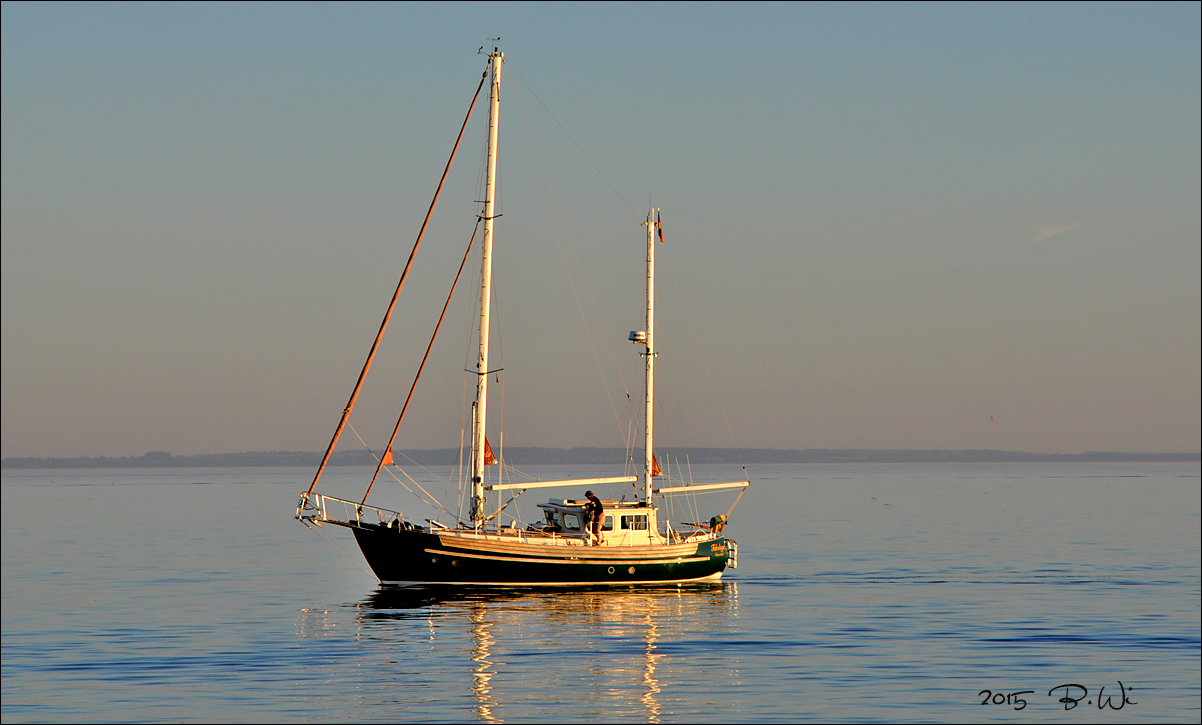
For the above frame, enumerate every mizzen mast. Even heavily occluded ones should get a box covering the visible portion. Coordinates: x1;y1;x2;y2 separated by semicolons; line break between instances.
642;209;658;505
470;48;503;526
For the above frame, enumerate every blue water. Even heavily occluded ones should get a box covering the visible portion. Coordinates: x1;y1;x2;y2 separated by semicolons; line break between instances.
2;462;1198;722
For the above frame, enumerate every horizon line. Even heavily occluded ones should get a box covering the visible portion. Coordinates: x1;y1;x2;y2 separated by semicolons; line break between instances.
2;446;1198;469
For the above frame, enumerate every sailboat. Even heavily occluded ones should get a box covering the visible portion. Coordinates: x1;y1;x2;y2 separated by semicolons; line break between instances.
295;48;748;585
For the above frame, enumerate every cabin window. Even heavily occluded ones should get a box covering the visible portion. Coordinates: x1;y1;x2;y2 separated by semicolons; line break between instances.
620;514;648;531
561;513;581;530
602;515;614;532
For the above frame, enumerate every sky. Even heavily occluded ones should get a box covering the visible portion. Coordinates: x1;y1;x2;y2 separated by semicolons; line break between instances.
2;2;1199;458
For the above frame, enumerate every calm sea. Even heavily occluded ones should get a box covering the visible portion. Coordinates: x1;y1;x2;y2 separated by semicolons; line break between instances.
2;462;1198;723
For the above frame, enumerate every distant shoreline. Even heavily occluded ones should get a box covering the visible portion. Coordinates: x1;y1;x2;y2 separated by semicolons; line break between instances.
2;447;1197;469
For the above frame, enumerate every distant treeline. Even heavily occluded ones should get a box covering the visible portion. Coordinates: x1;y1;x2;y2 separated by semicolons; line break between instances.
2;447;1197;469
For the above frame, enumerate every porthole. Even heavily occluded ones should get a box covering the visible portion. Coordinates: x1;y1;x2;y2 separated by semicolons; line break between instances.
452;560;458;566
628;566;636;574
431;557;438;564
607;566;615;574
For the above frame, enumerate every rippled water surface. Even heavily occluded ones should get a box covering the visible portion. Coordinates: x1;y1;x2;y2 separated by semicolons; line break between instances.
2;463;1198;722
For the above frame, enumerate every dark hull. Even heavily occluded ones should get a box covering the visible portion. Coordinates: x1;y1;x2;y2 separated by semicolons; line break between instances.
351;524;731;585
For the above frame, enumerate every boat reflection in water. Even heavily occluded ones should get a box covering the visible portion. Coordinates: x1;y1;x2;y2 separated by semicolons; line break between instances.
468;602;500;722
353;583;740;722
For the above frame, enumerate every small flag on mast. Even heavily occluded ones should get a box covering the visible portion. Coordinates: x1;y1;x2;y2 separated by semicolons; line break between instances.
651;453;662;477
380;446;395;466
657;212;664;243
484;437;498;465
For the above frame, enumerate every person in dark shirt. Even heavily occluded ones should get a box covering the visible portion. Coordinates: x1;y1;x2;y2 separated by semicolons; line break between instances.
584;490;604;546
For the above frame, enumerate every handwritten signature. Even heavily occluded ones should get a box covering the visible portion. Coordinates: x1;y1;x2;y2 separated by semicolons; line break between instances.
979;682;1136;711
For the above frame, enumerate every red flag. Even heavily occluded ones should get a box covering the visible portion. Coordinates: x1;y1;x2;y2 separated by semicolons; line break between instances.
380;446;395;466
657;213;664;243
484;437;498;465
651;453;662;477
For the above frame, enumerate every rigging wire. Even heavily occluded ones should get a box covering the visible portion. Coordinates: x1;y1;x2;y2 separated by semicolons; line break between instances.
506;61;640;221
305;59;490;498
505;66;750;500
303;523;378;581
493;174;506;491
360;218;483;506
458;257;478;520
341;412;452;491
383;463;455;519
508;72;630;445
662;247;745;466
346;420;451;515
655;302;692;459
456;132;492;522
456;428;467;523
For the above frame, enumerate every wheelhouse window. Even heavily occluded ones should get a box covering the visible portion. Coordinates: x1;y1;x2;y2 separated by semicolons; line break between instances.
620;514;648;531
602;514;614;532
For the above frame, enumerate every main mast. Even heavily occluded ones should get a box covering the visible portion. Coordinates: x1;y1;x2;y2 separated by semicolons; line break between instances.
471;48;503;525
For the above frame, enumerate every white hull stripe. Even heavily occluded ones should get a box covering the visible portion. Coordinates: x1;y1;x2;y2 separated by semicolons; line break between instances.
437;533;702;557
423;548;710;566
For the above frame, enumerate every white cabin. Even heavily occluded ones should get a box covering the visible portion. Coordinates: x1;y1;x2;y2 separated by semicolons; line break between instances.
535;498;666;546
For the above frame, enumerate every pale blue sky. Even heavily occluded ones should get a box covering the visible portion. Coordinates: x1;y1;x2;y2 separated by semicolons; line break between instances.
2;2;1199;457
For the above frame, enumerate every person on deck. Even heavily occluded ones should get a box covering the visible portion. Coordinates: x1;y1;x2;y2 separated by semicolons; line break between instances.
584;490;604;546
